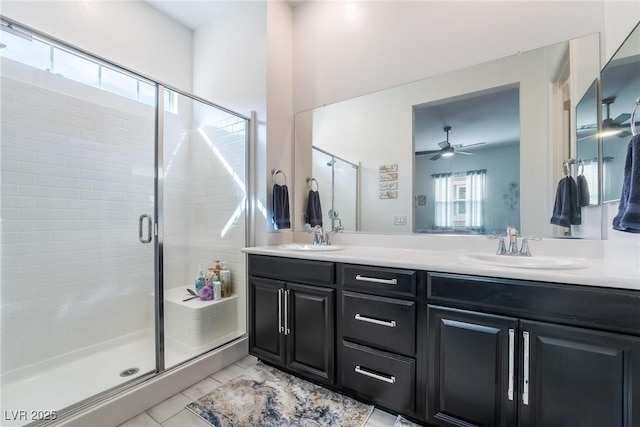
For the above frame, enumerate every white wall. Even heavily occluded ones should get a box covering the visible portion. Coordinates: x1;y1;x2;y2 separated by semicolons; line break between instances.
0;0;193;92
292;1;610;113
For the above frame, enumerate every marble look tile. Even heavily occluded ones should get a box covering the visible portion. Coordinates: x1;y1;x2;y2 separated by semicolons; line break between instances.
181;377;223;401
162;409;211;427
234;355;259;370
210;363;245;384
118;413;162;427
147;393;193;423
365;408;398;427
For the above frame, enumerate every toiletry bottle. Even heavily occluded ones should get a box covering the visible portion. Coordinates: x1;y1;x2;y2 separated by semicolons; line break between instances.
213;277;222;300
220;261;231;297
213;260;222;280
206;267;216;287
195;264;206;293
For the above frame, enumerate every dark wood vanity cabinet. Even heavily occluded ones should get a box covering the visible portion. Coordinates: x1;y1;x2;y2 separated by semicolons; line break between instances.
427;273;640;427
337;265;422;417
248;254;640;426
248;255;336;385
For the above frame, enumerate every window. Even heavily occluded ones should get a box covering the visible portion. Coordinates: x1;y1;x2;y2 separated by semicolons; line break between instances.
433;169;486;230
0;27;177;112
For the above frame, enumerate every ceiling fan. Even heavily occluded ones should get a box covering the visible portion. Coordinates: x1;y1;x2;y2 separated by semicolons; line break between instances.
416;126;486;161
602;96;632;138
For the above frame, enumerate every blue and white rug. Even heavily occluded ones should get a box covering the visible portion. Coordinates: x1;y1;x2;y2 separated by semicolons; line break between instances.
186;363;374;426
393;415;421;426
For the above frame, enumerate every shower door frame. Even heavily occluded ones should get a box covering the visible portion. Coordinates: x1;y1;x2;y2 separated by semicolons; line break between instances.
1;16;253;425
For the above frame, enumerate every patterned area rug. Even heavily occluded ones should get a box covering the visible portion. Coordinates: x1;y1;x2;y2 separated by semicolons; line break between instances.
186;363;374;427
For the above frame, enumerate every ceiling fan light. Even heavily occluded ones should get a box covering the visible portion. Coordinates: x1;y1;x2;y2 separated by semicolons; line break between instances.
442;151;454;157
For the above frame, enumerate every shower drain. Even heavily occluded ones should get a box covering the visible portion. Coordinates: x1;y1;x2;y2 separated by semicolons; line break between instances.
119;367;140;377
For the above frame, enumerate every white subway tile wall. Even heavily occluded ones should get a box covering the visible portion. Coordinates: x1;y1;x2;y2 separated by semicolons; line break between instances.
1;58;247;376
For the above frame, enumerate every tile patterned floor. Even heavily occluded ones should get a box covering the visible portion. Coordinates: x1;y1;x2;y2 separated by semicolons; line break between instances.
118;356;399;427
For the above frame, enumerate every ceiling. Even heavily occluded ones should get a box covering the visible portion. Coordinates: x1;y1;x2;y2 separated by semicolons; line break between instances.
414;85;521;153
145;0;301;30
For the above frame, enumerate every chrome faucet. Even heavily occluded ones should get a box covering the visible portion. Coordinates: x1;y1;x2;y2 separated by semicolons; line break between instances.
496;227;531;256
311;225;331;245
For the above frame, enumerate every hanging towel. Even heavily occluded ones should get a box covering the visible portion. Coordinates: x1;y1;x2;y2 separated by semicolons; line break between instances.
550;176;581;227
613;135;640;233
577;174;590;207
305;189;323;227
272;184;291;230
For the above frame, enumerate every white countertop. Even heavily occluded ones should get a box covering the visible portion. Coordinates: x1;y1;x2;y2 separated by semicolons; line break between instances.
242;245;640;292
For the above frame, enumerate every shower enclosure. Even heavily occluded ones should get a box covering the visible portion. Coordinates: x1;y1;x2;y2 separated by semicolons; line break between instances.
0;20;249;426
311;146;359;232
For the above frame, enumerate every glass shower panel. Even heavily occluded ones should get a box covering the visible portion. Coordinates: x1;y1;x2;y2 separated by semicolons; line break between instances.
0;53;156;421
332;158;358;231
311;149;333;229
162;93;248;368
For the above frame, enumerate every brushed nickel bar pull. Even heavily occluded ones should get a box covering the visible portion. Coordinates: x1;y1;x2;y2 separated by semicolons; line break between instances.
355;275;398;285
139;214;152;244
523;331;530;405
508;328;515;401
278;288;283;333
355;313;397;328
355;366;396;384
284;289;290;335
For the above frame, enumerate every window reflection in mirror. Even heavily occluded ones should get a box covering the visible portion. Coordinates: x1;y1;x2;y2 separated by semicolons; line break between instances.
600;21;640;202
414;86;520;234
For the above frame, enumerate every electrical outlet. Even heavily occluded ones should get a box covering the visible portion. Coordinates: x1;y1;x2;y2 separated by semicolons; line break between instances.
392;215;407;225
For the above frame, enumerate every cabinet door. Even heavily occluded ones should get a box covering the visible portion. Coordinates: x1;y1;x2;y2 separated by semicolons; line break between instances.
249;276;285;366
286;282;335;384
427;306;517;427
520;320;640;427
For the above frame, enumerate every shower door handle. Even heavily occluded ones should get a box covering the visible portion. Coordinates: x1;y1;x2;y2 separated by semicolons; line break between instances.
139;214;153;244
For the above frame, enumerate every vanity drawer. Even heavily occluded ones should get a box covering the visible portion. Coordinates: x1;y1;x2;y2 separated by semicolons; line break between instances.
249;255;335;286
340;264;417;298
341;341;416;414
342;291;416;355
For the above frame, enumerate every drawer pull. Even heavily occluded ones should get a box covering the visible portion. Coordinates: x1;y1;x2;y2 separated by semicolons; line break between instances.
355;274;398;285
523;331;530;406
354;313;397;328
355;365;396;384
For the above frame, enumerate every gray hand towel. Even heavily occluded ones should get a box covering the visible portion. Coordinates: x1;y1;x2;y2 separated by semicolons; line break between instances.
577;174;590;207
550;176;581;227
613;135;640;233
272;184;291;230
305;190;323;227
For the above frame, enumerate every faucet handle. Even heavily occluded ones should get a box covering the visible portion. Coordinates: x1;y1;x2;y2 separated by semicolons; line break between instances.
496;237;507;255
519;238;531;256
324;233;331;245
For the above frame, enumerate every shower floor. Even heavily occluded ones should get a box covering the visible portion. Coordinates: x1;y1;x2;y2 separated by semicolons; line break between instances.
1;329;243;426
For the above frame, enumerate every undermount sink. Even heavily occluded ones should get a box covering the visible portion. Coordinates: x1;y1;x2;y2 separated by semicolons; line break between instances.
278;244;345;252
458;253;588;270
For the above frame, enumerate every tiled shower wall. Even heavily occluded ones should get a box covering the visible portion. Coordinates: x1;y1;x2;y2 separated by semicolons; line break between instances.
1;59;247;375
1;59;156;374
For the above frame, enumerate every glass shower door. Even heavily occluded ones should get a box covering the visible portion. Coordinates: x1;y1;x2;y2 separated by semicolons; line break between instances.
0;40;157;421
161;91;248;369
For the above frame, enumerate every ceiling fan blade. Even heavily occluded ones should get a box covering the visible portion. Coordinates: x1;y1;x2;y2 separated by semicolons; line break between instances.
430;152;443;161
456;151;474;156
613;113;631;124
437;140;450;149
415;150;442;156
455;142;486;149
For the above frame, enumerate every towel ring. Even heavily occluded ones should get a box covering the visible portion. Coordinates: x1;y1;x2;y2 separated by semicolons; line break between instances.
306;177;319;191
631;97;640;137
562;161;571;177
271;169;287;185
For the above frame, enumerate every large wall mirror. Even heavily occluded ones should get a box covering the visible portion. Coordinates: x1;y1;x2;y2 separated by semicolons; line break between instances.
600;21;640;203
294;33;601;238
